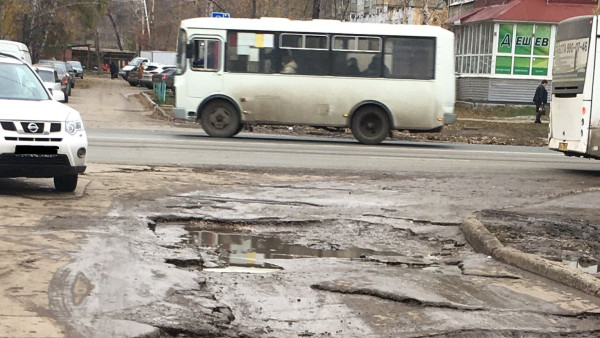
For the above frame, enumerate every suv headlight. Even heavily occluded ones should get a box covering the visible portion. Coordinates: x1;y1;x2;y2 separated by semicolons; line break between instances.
66;114;85;135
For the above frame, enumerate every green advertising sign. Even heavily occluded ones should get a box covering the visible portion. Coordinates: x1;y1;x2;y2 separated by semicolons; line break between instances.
497;24;513;53
494;23;550;76
533;25;551;56
532;57;549;75
513;57;530;75
495;56;512;74
515;25;533;55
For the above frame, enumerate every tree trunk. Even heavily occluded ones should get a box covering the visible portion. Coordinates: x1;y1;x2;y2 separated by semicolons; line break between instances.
312;0;320;19
39;1;57;61
251;0;257;18
106;8;123;51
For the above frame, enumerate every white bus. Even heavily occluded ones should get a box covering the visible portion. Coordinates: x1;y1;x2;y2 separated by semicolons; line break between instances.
173;17;456;145
549;15;600;159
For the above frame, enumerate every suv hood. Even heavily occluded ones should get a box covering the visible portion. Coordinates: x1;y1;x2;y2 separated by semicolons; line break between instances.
0;99;81;121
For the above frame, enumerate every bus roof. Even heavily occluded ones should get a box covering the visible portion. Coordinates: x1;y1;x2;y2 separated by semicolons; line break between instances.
180;17;453;38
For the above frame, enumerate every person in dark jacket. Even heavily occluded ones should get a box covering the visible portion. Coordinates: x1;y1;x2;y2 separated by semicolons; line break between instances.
109;61;119;79
533;80;548;123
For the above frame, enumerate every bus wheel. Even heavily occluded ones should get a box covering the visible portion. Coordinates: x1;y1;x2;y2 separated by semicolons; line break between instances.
200;101;240;138
351;106;389;145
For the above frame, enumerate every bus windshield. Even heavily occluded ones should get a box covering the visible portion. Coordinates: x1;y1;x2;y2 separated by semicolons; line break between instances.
553;16;593;93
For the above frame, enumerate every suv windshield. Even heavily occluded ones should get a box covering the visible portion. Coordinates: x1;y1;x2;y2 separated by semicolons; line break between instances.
0;63;49;100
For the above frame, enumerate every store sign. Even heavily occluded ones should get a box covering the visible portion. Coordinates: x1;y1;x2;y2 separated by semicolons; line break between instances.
495;24;551;76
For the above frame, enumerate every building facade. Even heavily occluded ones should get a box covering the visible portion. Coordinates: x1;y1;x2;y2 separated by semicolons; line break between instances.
448;0;597;103
349;0;448;25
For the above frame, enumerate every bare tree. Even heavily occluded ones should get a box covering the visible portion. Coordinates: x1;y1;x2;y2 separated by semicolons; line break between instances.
106;5;122;50
312;0;320;19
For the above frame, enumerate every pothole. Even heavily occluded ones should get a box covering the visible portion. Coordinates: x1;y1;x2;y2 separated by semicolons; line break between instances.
186;229;399;272
155;219;413;273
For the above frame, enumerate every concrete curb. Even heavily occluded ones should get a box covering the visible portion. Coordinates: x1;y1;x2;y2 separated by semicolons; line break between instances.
140;91;171;120
461;214;600;297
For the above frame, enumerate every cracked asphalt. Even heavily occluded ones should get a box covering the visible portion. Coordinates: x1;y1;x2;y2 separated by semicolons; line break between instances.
1;76;600;337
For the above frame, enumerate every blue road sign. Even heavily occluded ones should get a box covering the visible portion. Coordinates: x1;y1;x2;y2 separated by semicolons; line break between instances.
211;12;230;18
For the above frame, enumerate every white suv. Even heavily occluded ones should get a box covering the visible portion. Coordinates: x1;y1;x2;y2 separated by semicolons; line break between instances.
0;52;87;191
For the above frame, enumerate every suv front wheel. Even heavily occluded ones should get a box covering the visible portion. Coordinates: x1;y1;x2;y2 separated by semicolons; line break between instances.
54;175;78;192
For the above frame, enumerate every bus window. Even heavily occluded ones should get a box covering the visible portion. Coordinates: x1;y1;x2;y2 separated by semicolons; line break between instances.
332;35;381;77
191;39;220;71
226;31;276;73
280;34;329;75
384;37;435;79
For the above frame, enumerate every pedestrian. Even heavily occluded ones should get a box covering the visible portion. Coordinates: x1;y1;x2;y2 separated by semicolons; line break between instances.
109;61;118;79
281;55;297;74
137;62;145;85
533;80;548;123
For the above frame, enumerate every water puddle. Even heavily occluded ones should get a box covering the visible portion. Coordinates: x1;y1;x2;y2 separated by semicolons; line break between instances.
187;230;395;271
563;258;599;274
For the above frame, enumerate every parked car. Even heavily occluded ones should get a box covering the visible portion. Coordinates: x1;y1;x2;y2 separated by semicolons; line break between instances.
126;64;143;86
151;68;176;92
119;57;149;80
64;62;76;88
39;60;73;95
0;40;32;65
141;63;176;89
67;60;84;78
35;65;66;102
0;52;87;191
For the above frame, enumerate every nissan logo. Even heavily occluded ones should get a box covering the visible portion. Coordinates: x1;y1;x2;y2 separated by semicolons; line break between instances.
27;123;39;133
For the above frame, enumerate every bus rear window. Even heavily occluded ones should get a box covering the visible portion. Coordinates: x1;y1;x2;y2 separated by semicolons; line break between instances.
553;16;593;93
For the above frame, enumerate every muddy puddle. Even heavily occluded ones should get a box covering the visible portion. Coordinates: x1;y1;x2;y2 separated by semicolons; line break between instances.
185;229;399;272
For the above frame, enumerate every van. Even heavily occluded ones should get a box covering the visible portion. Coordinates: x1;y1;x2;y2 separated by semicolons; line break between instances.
0;40;32;65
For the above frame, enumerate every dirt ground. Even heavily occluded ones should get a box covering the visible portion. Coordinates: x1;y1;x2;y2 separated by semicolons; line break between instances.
155;100;550;147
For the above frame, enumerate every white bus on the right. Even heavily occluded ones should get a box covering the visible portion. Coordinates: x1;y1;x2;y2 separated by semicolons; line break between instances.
549;15;600;159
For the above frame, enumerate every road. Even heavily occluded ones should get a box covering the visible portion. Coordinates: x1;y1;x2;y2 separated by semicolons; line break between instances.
1;76;600;337
88;128;598;173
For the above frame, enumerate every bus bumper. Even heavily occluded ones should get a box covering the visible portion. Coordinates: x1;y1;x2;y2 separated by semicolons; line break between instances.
173;108;196;121
443;113;456;125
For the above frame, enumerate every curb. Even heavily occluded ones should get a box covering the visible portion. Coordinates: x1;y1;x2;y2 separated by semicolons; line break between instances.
461;214;600;297
140;91;171;120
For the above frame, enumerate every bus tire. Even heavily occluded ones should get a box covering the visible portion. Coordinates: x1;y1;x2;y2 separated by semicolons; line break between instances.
200;101;240;138
351;106;390;145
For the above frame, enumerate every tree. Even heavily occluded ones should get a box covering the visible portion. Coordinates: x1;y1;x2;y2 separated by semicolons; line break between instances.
312;0;320;19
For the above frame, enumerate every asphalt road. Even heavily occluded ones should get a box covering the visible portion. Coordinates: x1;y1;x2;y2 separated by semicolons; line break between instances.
87;128;599;173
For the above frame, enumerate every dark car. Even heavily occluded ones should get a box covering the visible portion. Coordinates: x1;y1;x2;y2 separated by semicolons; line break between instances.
63;61;76;88
151;68;176;92
67;60;84;79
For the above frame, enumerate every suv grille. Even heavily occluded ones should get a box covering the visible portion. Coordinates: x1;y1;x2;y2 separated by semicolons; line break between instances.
1;121;63;142
20;122;44;134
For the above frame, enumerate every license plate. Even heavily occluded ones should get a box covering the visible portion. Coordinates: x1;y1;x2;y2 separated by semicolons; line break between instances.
559;142;568;151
